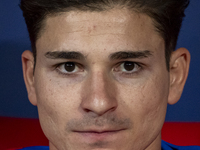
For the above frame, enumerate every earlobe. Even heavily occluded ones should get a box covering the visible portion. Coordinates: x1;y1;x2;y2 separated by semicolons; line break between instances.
168;48;190;105
22;50;37;106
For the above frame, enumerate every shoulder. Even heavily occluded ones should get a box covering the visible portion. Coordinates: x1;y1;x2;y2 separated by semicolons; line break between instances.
162;140;200;150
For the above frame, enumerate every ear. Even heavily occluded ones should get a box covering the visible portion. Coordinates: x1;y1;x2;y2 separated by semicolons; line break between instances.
168;48;190;105
22;50;37;106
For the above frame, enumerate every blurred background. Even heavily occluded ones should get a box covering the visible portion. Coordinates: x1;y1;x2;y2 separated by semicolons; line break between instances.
0;0;200;121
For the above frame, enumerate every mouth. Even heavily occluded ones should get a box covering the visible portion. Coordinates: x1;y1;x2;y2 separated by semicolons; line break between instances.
73;129;126;143
74;129;124;135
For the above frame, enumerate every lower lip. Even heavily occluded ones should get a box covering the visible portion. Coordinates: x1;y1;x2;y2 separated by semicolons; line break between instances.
74;130;123;143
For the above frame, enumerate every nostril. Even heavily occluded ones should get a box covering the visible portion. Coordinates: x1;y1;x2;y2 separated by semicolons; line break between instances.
110;106;117;112
82;101;117;117
84;108;91;113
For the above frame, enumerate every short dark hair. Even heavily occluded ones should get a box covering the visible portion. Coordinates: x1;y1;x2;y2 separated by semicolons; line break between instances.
20;0;189;70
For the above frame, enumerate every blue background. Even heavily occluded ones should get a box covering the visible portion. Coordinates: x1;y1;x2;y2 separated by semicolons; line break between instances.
0;0;200;121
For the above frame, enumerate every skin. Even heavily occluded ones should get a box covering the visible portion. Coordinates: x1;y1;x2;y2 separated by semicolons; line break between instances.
22;8;190;150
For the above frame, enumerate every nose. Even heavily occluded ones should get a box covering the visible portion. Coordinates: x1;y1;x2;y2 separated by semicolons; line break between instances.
80;71;118;116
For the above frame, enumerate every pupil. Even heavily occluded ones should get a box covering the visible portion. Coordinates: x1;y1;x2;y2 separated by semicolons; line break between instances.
64;62;75;72
124;62;134;71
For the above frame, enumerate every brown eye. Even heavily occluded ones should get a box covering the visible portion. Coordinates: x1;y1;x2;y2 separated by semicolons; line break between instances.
56;62;84;76
113;61;140;74
124;62;135;71
64;62;75;72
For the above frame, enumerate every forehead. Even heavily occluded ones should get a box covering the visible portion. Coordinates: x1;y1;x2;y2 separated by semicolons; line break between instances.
36;8;164;56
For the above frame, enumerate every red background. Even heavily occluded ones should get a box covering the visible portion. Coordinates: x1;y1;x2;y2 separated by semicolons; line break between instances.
1;117;200;150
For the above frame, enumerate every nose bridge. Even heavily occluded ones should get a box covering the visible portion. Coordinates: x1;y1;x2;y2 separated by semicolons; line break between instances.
81;69;117;115
92;71;108;98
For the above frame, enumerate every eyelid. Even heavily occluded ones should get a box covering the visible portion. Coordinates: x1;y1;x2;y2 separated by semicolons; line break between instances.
113;61;142;75
55;62;84;76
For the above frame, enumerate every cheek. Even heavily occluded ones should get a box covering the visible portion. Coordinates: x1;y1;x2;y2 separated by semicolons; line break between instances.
36;78;82;118
35;72;82;111
118;72;169;126
141;84;168;122
34;74;83;142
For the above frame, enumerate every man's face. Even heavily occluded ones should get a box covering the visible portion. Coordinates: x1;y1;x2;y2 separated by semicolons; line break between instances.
31;9;170;150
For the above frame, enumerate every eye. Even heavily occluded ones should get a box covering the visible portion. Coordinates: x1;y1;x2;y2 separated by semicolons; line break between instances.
64;62;76;72
56;62;83;75
114;61;141;74
123;62;136;71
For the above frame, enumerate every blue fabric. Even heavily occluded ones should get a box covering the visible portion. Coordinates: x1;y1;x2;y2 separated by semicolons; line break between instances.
18;146;49;150
161;141;200;150
18;141;200;150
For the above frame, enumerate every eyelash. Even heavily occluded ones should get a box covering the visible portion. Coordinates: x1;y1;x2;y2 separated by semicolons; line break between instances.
55;62;83;77
114;61;143;76
54;61;143;77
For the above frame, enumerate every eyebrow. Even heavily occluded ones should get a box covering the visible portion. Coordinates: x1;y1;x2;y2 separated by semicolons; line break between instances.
45;51;85;60
109;50;153;60
45;50;152;61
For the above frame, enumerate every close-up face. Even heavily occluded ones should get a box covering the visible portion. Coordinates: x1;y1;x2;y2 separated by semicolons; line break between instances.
24;8;176;150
